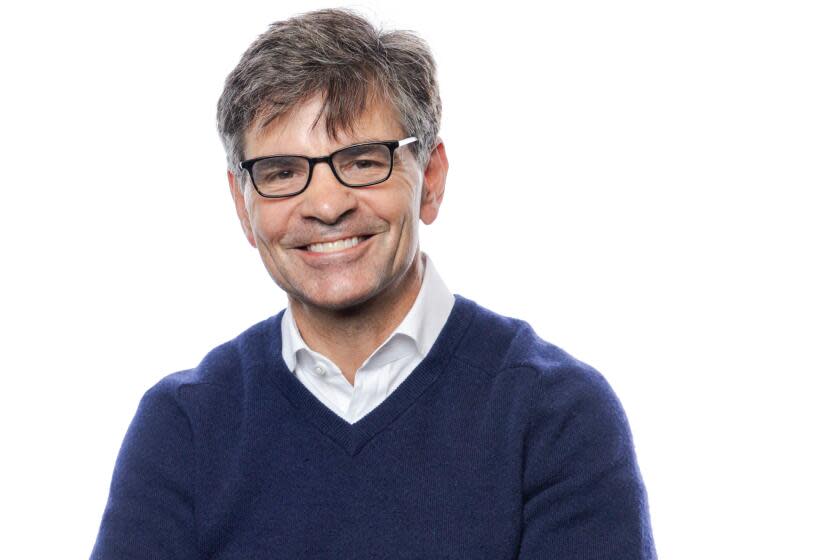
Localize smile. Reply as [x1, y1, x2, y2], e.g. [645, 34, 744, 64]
[305, 236, 370, 253]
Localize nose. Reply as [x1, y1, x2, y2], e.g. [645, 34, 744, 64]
[299, 160, 358, 225]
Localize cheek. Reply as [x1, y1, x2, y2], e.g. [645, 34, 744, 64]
[390, 187, 422, 249]
[389, 178, 423, 220]
[249, 201, 292, 242]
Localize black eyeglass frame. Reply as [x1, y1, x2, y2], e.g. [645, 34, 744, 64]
[238, 136, 418, 199]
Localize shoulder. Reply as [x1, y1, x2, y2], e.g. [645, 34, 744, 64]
[453, 296, 612, 398]
[456, 296, 657, 557]
[451, 296, 630, 450]
[142, 311, 283, 409]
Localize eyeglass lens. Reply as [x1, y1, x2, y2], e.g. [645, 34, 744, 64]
[251, 143, 392, 196]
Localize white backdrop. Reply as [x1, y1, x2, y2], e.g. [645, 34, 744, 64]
[1, 1, 838, 558]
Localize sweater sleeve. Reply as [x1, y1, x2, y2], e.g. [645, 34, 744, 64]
[517, 364, 656, 559]
[90, 378, 200, 559]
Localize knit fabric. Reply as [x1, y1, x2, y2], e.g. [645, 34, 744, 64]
[91, 295, 656, 559]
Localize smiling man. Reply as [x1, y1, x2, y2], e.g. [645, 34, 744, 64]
[91, 9, 656, 559]
[229, 92, 444, 388]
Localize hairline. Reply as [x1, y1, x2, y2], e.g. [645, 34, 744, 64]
[218, 9, 441, 185]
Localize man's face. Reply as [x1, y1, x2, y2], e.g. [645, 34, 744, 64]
[229, 95, 446, 313]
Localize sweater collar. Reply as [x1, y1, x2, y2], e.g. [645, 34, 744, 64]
[264, 294, 477, 456]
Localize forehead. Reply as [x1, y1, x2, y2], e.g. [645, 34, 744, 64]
[244, 95, 405, 158]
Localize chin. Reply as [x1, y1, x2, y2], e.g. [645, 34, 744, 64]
[292, 282, 385, 313]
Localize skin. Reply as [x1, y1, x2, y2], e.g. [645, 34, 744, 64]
[228, 95, 448, 385]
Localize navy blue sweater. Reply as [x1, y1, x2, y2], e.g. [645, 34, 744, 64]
[91, 295, 656, 559]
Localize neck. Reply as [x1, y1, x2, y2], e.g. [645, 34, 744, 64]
[289, 252, 425, 385]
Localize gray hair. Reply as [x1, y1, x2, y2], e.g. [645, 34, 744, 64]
[217, 9, 442, 178]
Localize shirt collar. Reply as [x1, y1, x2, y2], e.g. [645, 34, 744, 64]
[280, 253, 454, 374]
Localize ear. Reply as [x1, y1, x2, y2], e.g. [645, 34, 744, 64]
[228, 170, 257, 248]
[419, 139, 448, 225]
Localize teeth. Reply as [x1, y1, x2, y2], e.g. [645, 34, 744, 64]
[306, 236, 363, 253]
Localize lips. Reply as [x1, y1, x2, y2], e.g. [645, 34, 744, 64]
[297, 234, 374, 253]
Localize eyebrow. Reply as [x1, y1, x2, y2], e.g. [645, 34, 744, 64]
[254, 139, 393, 159]
[337, 143, 382, 155]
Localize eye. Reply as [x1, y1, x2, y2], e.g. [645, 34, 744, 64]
[349, 158, 385, 170]
[253, 157, 309, 185]
[266, 168, 298, 181]
[335, 144, 390, 167]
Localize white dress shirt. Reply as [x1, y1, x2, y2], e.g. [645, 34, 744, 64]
[280, 253, 455, 424]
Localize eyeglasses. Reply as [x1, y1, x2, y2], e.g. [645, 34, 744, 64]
[239, 137, 418, 198]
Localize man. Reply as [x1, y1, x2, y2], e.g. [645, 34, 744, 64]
[91, 9, 656, 559]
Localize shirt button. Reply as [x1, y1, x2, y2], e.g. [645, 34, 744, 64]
[314, 364, 326, 376]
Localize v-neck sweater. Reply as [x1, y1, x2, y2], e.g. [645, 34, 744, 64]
[91, 295, 656, 559]
[281, 253, 455, 424]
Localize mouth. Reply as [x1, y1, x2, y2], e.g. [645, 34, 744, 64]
[300, 235, 373, 254]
